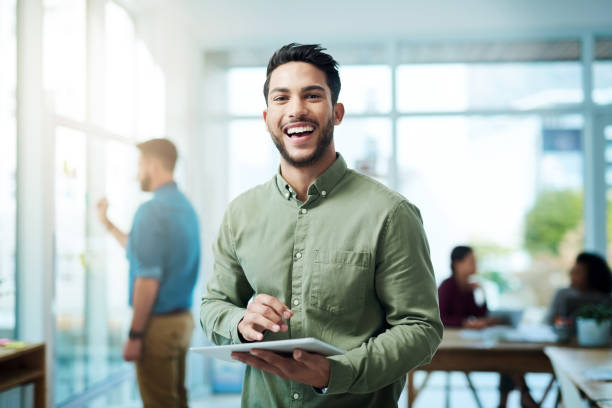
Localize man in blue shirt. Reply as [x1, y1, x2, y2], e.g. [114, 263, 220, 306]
[97, 138, 200, 408]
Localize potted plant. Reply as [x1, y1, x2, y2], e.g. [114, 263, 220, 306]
[576, 304, 612, 347]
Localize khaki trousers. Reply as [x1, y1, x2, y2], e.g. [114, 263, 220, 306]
[135, 312, 194, 408]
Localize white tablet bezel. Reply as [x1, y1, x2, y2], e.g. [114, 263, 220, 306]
[190, 337, 345, 363]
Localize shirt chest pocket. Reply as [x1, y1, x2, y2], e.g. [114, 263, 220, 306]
[310, 249, 371, 314]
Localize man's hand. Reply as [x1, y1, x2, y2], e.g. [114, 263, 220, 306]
[96, 198, 110, 227]
[122, 338, 142, 361]
[231, 348, 330, 389]
[238, 294, 293, 341]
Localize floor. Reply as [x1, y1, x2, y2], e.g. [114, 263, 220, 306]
[189, 372, 560, 408]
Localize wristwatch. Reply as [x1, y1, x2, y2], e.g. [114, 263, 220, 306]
[315, 386, 328, 394]
[128, 330, 144, 340]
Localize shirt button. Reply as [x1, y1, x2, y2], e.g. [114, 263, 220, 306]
[321, 190, 327, 197]
[293, 393, 300, 400]
[300, 208, 307, 214]
[293, 299, 300, 306]
[285, 192, 290, 199]
[295, 252, 302, 259]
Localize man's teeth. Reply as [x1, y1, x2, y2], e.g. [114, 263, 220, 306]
[287, 126, 314, 135]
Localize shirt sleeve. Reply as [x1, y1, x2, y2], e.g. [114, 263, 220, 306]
[200, 206, 254, 345]
[325, 200, 443, 395]
[131, 203, 166, 280]
[545, 288, 564, 325]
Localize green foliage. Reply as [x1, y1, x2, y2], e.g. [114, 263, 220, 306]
[524, 190, 583, 255]
[479, 270, 511, 293]
[577, 303, 612, 324]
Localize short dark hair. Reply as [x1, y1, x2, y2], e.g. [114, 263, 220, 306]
[450, 245, 473, 274]
[576, 252, 612, 294]
[136, 138, 178, 171]
[263, 43, 341, 105]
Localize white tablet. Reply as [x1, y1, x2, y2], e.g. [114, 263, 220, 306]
[190, 337, 345, 363]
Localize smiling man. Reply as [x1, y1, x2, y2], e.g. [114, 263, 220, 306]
[201, 43, 442, 407]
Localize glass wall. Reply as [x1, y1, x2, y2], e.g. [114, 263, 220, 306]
[398, 115, 583, 309]
[594, 37, 612, 105]
[44, 0, 166, 404]
[0, 0, 16, 338]
[221, 43, 589, 322]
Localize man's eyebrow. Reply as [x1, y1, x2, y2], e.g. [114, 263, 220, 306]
[302, 85, 326, 93]
[269, 87, 289, 94]
[269, 85, 327, 94]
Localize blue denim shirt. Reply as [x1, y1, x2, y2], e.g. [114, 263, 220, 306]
[127, 181, 200, 313]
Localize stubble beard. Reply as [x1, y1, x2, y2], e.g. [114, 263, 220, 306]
[268, 117, 334, 168]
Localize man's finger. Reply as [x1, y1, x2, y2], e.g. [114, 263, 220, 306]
[249, 302, 285, 325]
[255, 294, 293, 319]
[293, 348, 320, 368]
[241, 324, 264, 341]
[231, 352, 286, 378]
[249, 349, 295, 377]
[249, 313, 283, 333]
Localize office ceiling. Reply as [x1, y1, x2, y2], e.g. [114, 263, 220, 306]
[127, 0, 612, 50]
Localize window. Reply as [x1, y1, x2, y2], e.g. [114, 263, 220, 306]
[0, 0, 16, 337]
[397, 62, 582, 112]
[397, 115, 583, 309]
[594, 38, 612, 105]
[47, 1, 166, 404]
[43, 0, 86, 120]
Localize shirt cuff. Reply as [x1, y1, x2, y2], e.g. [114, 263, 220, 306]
[136, 265, 162, 279]
[228, 307, 247, 344]
[325, 354, 355, 395]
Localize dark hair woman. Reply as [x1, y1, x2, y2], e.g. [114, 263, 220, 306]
[438, 246, 538, 408]
[438, 246, 492, 329]
[547, 252, 612, 324]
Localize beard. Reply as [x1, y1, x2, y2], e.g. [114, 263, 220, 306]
[140, 175, 152, 192]
[268, 117, 334, 168]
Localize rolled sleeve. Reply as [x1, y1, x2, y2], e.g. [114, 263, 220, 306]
[131, 204, 165, 280]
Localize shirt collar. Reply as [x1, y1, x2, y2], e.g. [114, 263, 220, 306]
[154, 181, 177, 196]
[275, 153, 348, 201]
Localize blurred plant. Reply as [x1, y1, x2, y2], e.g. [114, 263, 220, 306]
[479, 270, 511, 293]
[577, 303, 612, 324]
[524, 189, 582, 255]
[524, 189, 612, 256]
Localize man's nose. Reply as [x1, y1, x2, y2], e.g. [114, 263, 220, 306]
[287, 97, 307, 118]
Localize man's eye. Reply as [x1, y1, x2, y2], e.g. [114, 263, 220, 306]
[306, 94, 321, 99]
[274, 96, 288, 102]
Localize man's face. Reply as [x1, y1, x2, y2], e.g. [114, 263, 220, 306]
[137, 155, 152, 192]
[263, 61, 344, 168]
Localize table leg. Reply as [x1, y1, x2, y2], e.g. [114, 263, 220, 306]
[464, 373, 484, 408]
[407, 371, 414, 408]
[33, 377, 45, 408]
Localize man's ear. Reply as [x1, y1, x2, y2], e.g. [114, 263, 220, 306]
[333, 102, 345, 125]
[263, 109, 267, 122]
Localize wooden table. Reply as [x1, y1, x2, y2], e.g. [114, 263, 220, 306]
[0, 343, 45, 408]
[545, 346, 612, 408]
[408, 329, 555, 408]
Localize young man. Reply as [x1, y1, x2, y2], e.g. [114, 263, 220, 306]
[97, 138, 200, 408]
[201, 44, 442, 407]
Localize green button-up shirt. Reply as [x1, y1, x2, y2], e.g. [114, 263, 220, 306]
[201, 154, 442, 408]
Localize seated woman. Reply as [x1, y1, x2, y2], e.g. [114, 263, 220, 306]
[438, 245, 495, 329]
[546, 252, 612, 325]
[438, 246, 537, 408]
